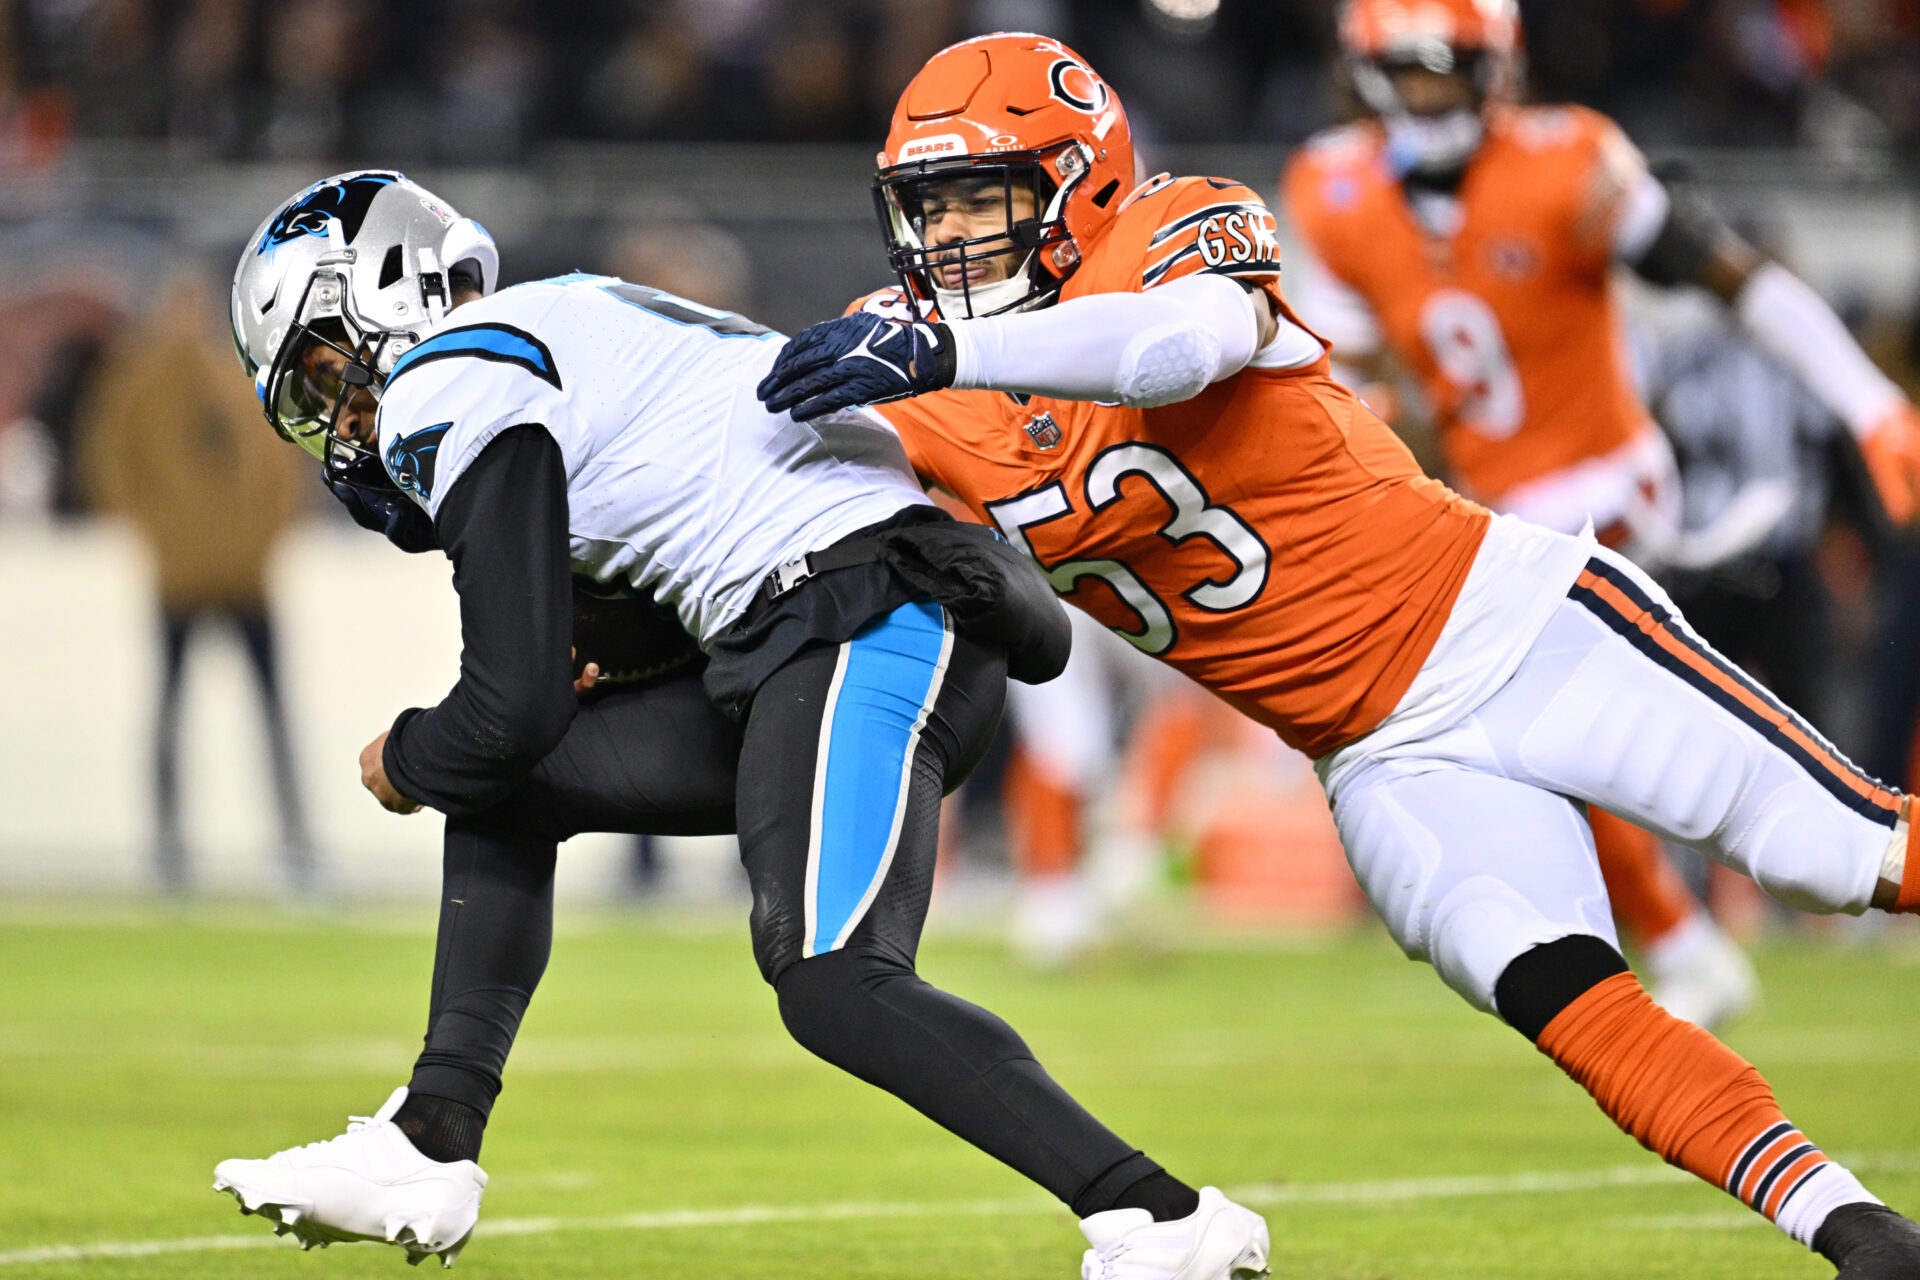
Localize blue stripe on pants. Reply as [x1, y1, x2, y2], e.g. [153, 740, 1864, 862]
[804, 601, 953, 958]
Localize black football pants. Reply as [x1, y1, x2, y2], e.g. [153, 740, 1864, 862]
[407, 606, 1161, 1215]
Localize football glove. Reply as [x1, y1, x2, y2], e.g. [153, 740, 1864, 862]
[1860, 401, 1920, 527]
[757, 314, 956, 422]
[323, 458, 439, 554]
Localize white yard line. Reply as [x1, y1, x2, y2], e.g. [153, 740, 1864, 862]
[1, 1158, 1910, 1266]
[1232, 1164, 1693, 1204]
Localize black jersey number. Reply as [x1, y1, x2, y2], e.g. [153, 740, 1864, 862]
[601, 283, 773, 338]
[983, 443, 1268, 656]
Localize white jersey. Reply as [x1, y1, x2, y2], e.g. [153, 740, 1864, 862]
[373, 275, 930, 644]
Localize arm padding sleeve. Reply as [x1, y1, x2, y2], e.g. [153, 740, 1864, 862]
[1735, 261, 1904, 436]
[946, 272, 1261, 408]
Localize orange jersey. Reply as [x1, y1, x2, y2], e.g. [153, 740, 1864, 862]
[856, 175, 1491, 758]
[1283, 106, 1651, 503]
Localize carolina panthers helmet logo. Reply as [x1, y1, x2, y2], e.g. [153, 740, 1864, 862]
[256, 172, 399, 255]
[385, 421, 452, 500]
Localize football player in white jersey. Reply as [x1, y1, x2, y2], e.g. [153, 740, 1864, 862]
[209, 173, 1271, 1277]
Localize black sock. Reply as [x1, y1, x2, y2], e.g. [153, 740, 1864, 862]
[392, 1091, 487, 1164]
[1112, 1169, 1202, 1222]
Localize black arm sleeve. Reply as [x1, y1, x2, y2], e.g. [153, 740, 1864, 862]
[383, 425, 576, 816]
[1626, 181, 1726, 288]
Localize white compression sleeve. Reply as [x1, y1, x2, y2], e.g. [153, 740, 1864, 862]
[1735, 260, 1904, 437]
[946, 272, 1261, 408]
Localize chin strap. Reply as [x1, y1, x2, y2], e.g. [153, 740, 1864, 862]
[417, 246, 449, 325]
[931, 256, 1049, 319]
[323, 456, 439, 554]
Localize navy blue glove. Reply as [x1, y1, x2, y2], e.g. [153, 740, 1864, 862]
[322, 457, 439, 554]
[756, 314, 956, 422]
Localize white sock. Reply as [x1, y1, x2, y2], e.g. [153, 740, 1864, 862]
[1778, 1164, 1883, 1248]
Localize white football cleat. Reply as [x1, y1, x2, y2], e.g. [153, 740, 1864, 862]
[213, 1087, 486, 1268]
[1011, 873, 1102, 970]
[1080, 1186, 1271, 1280]
[1646, 913, 1760, 1033]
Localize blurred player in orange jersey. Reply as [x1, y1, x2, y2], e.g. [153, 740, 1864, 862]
[760, 32, 1920, 1278]
[1281, 0, 1920, 1033]
[1000, 607, 1150, 966]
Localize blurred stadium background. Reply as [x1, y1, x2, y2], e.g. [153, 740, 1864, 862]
[4, 0, 1920, 906]
[4, 3, 1920, 1274]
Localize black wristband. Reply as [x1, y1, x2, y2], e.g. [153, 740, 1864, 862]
[928, 322, 958, 388]
[1630, 187, 1724, 288]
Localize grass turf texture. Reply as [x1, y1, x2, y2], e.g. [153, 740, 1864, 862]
[1, 907, 1918, 1278]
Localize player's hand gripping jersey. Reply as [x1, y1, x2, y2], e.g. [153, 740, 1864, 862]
[855, 175, 1493, 758]
[374, 274, 928, 644]
[1284, 106, 1655, 505]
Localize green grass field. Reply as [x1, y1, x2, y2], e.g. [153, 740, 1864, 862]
[2, 904, 1918, 1279]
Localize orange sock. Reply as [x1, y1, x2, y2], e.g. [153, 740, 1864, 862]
[1118, 693, 1208, 837]
[1004, 747, 1082, 878]
[1589, 809, 1694, 945]
[1537, 972, 1873, 1244]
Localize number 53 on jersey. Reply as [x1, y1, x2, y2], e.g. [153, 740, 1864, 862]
[984, 442, 1268, 656]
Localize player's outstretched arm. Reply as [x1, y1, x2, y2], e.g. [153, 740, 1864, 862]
[1626, 178, 1920, 525]
[759, 273, 1273, 421]
[757, 311, 957, 420]
[1726, 257, 1920, 526]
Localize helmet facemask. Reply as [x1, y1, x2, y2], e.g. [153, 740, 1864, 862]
[1350, 39, 1496, 181]
[260, 266, 408, 486]
[874, 143, 1088, 320]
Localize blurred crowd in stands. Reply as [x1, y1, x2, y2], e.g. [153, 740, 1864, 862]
[1, 0, 1918, 166]
[3, 0, 1920, 911]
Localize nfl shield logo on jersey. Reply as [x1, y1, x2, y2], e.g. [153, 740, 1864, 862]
[1024, 412, 1063, 450]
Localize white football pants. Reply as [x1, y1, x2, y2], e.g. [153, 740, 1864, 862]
[1327, 545, 1899, 1014]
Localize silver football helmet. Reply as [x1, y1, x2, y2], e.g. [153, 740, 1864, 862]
[231, 170, 499, 470]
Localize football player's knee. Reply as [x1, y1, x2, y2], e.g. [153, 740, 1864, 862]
[1493, 934, 1630, 1043]
[1736, 793, 1873, 914]
[1427, 876, 1605, 1013]
[773, 950, 866, 1059]
[747, 887, 805, 986]
[772, 948, 926, 1064]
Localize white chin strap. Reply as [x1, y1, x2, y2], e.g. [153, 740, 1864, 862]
[932, 260, 1042, 319]
[1384, 108, 1484, 178]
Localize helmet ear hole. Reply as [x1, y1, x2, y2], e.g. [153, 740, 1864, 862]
[1090, 179, 1120, 209]
[378, 244, 405, 290]
[447, 261, 484, 297]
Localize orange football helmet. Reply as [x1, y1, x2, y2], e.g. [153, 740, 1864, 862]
[1339, 0, 1522, 174]
[874, 32, 1134, 318]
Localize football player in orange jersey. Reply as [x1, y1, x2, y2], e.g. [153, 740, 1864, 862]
[1285, 0, 1920, 1039]
[758, 32, 1920, 1278]
[1283, 0, 1920, 1029]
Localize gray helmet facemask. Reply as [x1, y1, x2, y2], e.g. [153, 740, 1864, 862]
[1348, 38, 1492, 181]
[231, 170, 499, 473]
